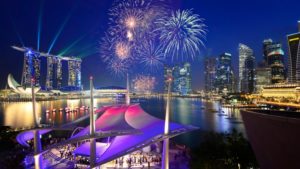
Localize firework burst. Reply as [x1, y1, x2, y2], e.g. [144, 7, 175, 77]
[139, 41, 164, 70]
[115, 41, 131, 60]
[108, 58, 130, 76]
[155, 9, 207, 60]
[101, 0, 170, 76]
[133, 75, 156, 93]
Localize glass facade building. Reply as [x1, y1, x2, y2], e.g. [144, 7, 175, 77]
[21, 51, 41, 87]
[164, 63, 192, 95]
[266, 43, 285, 84]
[287, 23, 300, 83]
[204, 57, 217, 93]
[215, 53, 234, 94]
[17, 46, 82, 90]
[68, 60, 82, 87]
[256, 66, 271, 92]
[239, 44, 255, 93]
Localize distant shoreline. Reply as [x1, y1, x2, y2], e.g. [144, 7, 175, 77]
[0, 94, 203, 103]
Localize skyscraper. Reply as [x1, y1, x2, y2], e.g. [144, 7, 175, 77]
[239, 44, 255, 93]
[46, 57, 54, 89]
[164, 63, 192, 95]
[263, 39, 273, 65]
[287, 22, 300, 83]
[204, 57, 217, 92]
[256, 62, 271, 92]
[14, 46, 81, 89]
[21, 50, 41, 86]
[215, 53, 234, 94]
[266, 42, 285, 84]
[56, 59, 63, 89]
[68, 60, 82, 87]
[46, 58, 63, 89]
[244, 55, 256, 93]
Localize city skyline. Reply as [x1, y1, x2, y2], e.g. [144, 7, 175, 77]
[0, 0, 300, 91]
[1, 1, 300, 168]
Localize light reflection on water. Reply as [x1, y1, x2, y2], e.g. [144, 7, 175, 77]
[0, 98, 115, 128]
[0, 97, 245, 147]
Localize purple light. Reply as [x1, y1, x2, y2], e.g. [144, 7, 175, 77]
[16, 104, 196, 167]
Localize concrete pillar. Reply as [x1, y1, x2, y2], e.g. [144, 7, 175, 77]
[162, 138, 169, 169]
[31, 78, 38, 127]
[32, 78, 43, 169]
[34, 130, 42, 169]
[90, 138, 96, 168]
[34, 154, 43, 169]
[89, 76, 95, 135]
[89, 76, 97, 168]
[162, 78, 172, 169]
[126, 73, 130, 105]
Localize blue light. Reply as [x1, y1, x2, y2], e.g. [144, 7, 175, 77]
[37, 0, 44, 51]
[47, 2, 79, 54]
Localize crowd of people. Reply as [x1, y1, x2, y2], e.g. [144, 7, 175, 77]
[113, 151, 162, 168]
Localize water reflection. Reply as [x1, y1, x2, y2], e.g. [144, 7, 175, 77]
[0, 98, 115, 128]
[3, 102, 42, 128]
[0, 97, 245, 135]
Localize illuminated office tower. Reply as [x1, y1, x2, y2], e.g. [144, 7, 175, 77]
[266, 42, 285, 84]
[204, 57, 217, 92]
[21, 50, 41, 86]
[243, 55, 256, 93]
[215, 53, 234, 94]
[239, 44, 254, 92]
[68, 60, 82, 87]
[255, 61, 272, 93]
[287, 21, 300, 83]
[263, 39, 273, 64]
[164, 63, 192, 95]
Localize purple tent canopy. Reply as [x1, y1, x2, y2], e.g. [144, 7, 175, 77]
[16, 106, 111, 147]
[16, 104, 197, 167]
[71, 104, 195, 165]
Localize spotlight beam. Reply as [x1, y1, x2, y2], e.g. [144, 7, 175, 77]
[37, 0, 44, 51]
[47, 1, 79, 54]
[58, 33, 88, 56]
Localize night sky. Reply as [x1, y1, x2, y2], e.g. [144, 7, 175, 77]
[0, 0, 299, 90]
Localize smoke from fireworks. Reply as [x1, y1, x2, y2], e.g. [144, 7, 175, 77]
[133, 75, 156, 93]
[156, 9, 207, 60]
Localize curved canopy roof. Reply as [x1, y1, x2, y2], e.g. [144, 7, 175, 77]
[16, 104, 197, 166]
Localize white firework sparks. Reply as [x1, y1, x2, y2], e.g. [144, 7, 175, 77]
[139, 41, 164, 70]
[155, 9, 207, 60]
